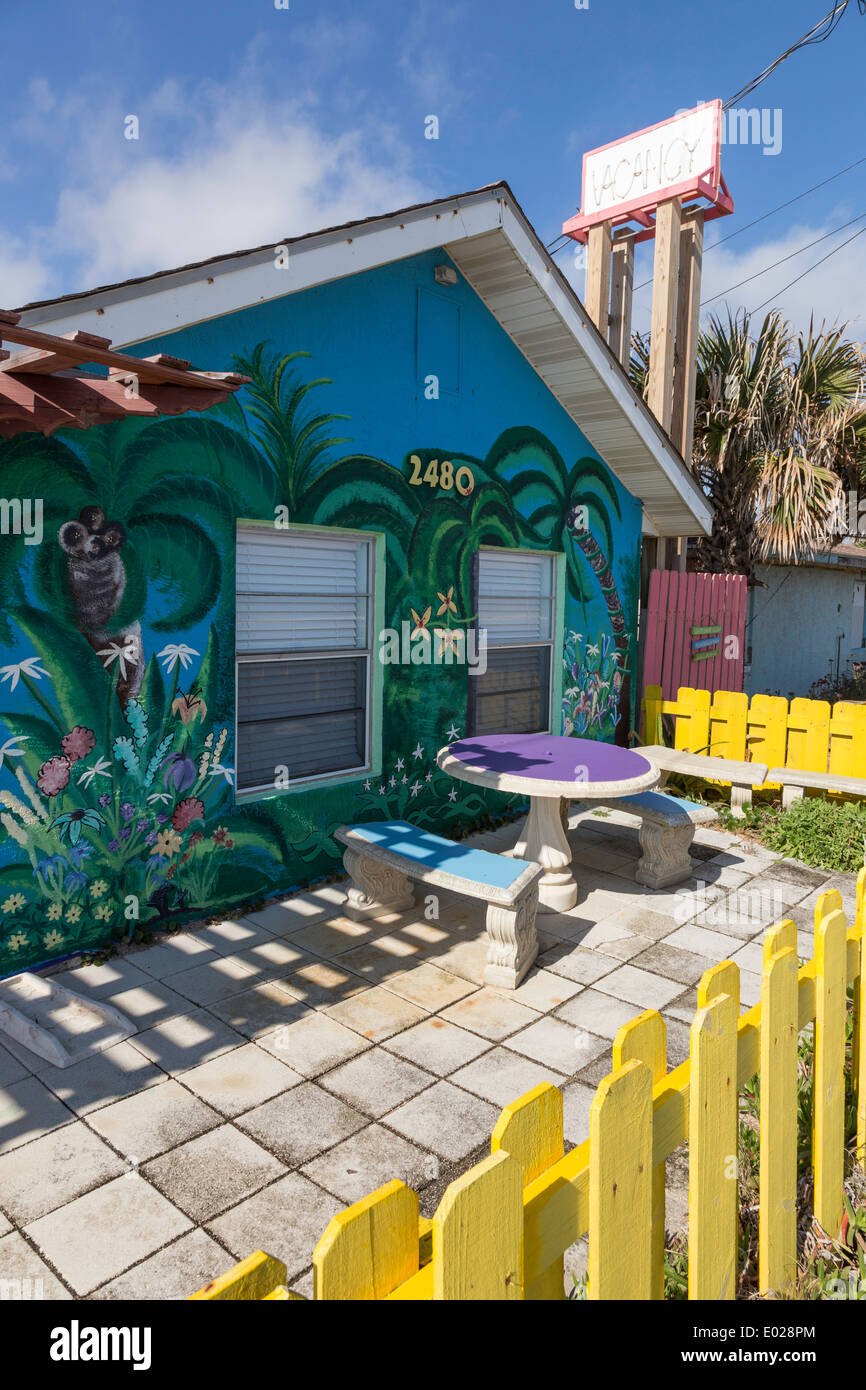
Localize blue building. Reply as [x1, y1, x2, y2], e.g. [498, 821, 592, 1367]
[0, 184, 711, 972]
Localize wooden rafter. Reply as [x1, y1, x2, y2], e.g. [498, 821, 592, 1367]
[0, 308, 247, 438]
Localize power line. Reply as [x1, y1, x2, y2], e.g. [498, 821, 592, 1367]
[750, 221, 866, 314]
[724, 1, 857, 109]
[547, 2, 865, 258]
[700, 211, 866, 307]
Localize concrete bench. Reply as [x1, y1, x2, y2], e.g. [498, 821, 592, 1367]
[566, 789, 718, 889]
[768, 766, 866, 810]
[334, 820, 543, 989]
[640, 745, 769, 818]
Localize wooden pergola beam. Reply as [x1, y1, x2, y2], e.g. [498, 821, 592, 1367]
[0, 312, 245, 391]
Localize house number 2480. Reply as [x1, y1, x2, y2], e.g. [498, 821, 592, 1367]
[408, 455, 474, 495]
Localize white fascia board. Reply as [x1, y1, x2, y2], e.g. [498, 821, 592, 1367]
[496, 201, 713, 538]
[16, 192, 506, 348]
[641, 509, 661, 537]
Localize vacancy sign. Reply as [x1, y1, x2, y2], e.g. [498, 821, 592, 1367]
[563, 100, 731, 244]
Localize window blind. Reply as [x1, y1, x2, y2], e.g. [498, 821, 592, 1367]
[236, 526, 372, 792]
[470, 549, 556, 736]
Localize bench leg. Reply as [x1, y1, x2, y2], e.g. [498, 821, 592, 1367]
[342, 848, 415, 921]
[781, 785, 804, 811]
[729, 785, 753, 819]
[634, 821, 695, 889]
[484, 890, 539, 989]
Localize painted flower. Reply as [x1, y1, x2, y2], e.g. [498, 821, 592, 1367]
[157, 813, 168, 825]
[65, 869, 88, 892]
[90, 880, 108, 900]
[0, 655, 50, 692]
[162, 752, 196, 794]
[171, 797, 205, 832]
[136, 818, 148, 832]
[98, 793, 112, 808]
[65, 904, 83, 924]
[410, 606, 432, 639]
[118, 826, 131, 841]
[172, 689, 207, 726]
[37, 756, 71, 797]
[211, 826, 235, 849]
[149, 855, 169, 871]
[145, 830, 158, 846]
[209, 763, 235, 786]
[146, 792, 172, 805]
[0, 733, 29, 773]
[2, 893, 26, 914]
[77, 755, 112, 788]
[97, 639, 138, 680]
[436, 628, 464, 659]
[152, 829, 183, 858]
[60, 726, 96, 764]
[189, 831, 204, 847]
[436, 586, 458, 617]
[49, 807, 105, 846]
[68, 842, 94, 866]
[47, 903, 63, 921]
[157, 643, 199, 673]
[120, 802, 136, 822]
[107, 838, 120, 852]
[43, 929, 65, 950]
[94, 903, 114, 922]
[8, 931, 29, 952]
[35, 855, 64, 878]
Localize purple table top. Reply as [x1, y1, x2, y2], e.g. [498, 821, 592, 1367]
[443, 733, 653, 787]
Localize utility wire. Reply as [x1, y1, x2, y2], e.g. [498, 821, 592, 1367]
[700, 211, 866, 307]
[546, 2, 865, 257]
[750, 221, 866, 314]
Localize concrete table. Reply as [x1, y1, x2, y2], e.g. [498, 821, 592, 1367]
[437, 733, 658, 913]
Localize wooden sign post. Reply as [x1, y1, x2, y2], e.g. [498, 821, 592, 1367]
[563, 101, 733, 543]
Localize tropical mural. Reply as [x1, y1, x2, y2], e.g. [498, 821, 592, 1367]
[0, 321, 641, 973]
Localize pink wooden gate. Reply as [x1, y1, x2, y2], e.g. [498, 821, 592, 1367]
[642, 569, 747, 700]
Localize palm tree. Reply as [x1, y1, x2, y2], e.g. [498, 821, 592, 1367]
[631, 311, 866, 581]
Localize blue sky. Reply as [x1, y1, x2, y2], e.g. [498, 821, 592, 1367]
[2, 0, 865, 334]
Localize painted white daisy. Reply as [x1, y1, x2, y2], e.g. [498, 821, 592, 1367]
[0, 657, 49, 691]
[77, 755, 112, 787]
[157, 643, 199, 673]
[0, 734, 28, 772]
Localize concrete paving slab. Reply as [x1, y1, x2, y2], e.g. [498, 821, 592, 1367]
[319, 1047, 433, 1118]
[87, 1078, 220, 1161]
[384, 1080, 499, 1162]
[255, 1011, 371, 1078]
[301, 1124, 438, 1203]
[143, 1124, 286, 1222]
[235, 1082, 366, 1166]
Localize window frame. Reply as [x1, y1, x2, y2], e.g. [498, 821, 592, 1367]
[234, 519, 385, 802]
[468, 545, 565, 739]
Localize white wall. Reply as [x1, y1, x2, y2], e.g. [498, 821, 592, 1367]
[745, 562, 866, 698]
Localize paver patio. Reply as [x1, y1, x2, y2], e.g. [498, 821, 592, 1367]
[0, 804, 855, 1299]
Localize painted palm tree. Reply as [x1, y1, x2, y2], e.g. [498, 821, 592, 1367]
[0, 409, 277, 649]
[631, 311, 866, 581]
[483, 427, 636, 733]
[231, 344, 353, 513]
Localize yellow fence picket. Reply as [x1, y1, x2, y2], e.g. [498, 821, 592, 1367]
[642, 683, 664, 744]
[758, 945, 799, 1294]
[612, 1011, 666, 1299]
[189, 1251, 291, 1301]
[698, 958, 740, 1015]
[688, 990, 739, 1300]
[492, 1082, 564, 1300]
[432, 1150, 522, 1300]
[313, 1180, 419, 1300]
[813, 907, 848, 1236]
[829, 702, 866, 782]
[787, 696, 831, 776]
[588, 1060, 653, 1300]
[747, 694, 789, 790]
[710, 689, 748, 761]
[675, 686, 711, 754]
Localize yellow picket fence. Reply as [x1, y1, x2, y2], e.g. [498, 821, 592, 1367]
[642, 684, 866, 793]
[191, 872, 866, 1302]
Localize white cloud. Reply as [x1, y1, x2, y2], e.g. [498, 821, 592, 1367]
[0, 67, 429, 306]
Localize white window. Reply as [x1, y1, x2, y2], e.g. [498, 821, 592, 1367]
[470, 548, 556, 736]
[235, 524, 374, 793]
